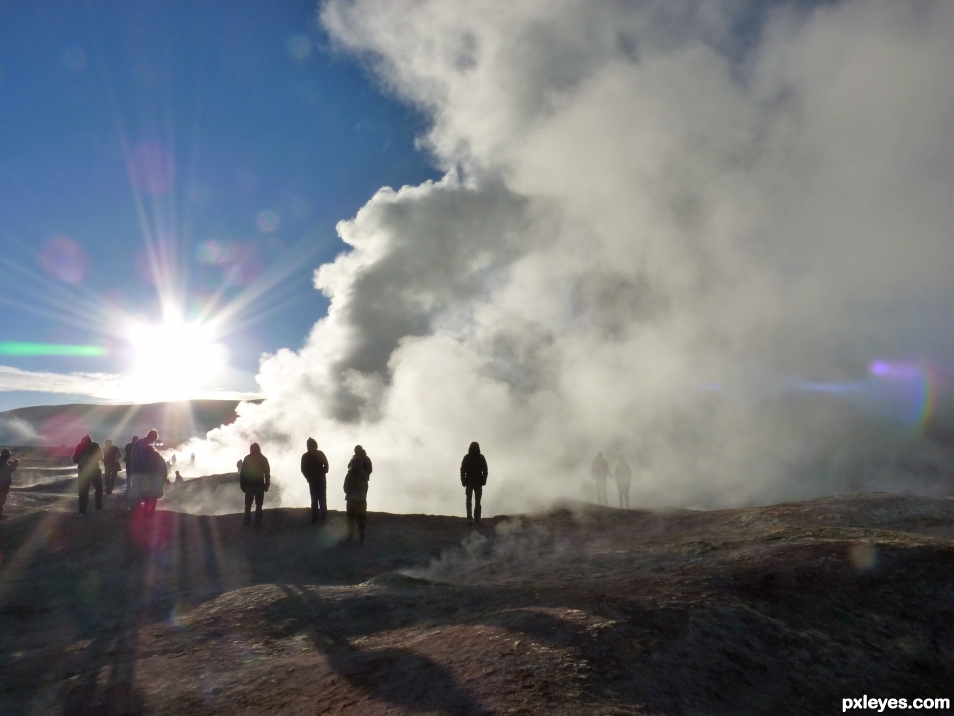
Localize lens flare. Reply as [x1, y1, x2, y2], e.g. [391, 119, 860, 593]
[40, 235, 88, 283]
[0, 343, 106, 356]
[129, 141, 175, 195]
[256, 209, 280, 233]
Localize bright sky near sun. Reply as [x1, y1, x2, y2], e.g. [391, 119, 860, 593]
[0, 0, 438, 411]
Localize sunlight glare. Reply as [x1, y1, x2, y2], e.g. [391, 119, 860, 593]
[127, 318, 227, 401]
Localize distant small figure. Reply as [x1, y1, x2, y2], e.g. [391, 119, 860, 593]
[613, 457, 632, 509]
[190, 452, 195, 465]
[171, 454, 176, 466]
[301, 438, 329, 524]
[72, 435, 104, 515]
[239, 443, 270, 528]
[343, 445, 371, 544]
[236, 459, 242, 474]
[0, 448, 20, 519]
[591, 452, 610, 506]
[132, 430, 167, 518]
[460, 441, 488, 524]
[123, 436, 139, 497]
[174, 470, 183, 485]
[102, 439, 122, 495]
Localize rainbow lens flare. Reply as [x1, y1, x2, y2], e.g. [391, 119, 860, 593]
[0, 343, 106, 356]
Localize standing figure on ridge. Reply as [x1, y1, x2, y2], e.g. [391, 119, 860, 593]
[73, 435, 104, 516]
[123, 435, 138, 498]
[0, 448, 19, 519]
[132, 430, 167, 518]
[102, 439, 122, 495]
[460, 441, 488, 524]
[343, 445, 371, 544]
[240, 443, 270, 529]
[301, 437, 329, 524]
[591, 451, 610, 506]
[613, 456, 632, 509]
[190, 452, 195, 465]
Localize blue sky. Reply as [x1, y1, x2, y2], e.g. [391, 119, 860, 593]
[0, 0, 438, 411]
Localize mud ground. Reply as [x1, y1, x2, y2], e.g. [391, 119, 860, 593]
[0, 477, 952, 715]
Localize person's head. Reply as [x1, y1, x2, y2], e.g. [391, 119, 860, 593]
[469, 441, 480, 454]
[306, 437, 317, 451]
[132, 435, 139, 443]
[104, 439, 112, 447]
[0, 449, 10, 460]
[250, 442, 261, 455]
[354, 445, 364, 455]
[146, 429, 158, 443]
[596, 451, 603, 458]
[175, 470, 181, 477]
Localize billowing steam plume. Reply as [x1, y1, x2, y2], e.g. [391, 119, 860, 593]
[178, 0, 954, 515]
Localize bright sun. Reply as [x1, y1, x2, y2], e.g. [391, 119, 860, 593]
[127, 318, 228, 402]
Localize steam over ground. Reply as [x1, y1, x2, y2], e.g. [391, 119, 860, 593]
[178, 0, 954, 515]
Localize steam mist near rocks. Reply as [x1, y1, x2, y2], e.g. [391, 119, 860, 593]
[177, 0, 954, 516]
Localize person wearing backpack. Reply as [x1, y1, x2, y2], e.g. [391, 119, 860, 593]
[300, 438, 329, 524]
[72, 435, 104, 516]
[239, 442, 270, 528]
[343, 445, 371, 544]
[102, 439, 122, 495]
[460, 441, 488, 524]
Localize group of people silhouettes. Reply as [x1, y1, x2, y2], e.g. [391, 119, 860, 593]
[590, 451, 633, 508]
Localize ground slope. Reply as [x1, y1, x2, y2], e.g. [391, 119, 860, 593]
[0, 484, 952, 715]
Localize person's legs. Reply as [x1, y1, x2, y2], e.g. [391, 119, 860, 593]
[318, 480, 327, 521]
[465, 485, 474, 520]
[346, 505, 355, 542]
[0, 486, 9, 517]
[473, 486, 482, 523]
[622, 483, 630, 509]
[253, 489, 264, 527]
[243, 491, 253, 526]
[357, 512, 366, 544]
[92, 473, 103, 511]
[78, 474, 91, 514]
[596, 479, 607, 506]
[308, 481, 318, 522]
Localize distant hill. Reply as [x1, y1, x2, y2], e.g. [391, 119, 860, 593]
[0, 400, 258, 447]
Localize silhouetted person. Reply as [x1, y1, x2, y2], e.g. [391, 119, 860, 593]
[132, 430, 166, 518]
[174, 470, 183, 485]
[591, 452, 609, 506]
[343, 445, 371, 544]
[190, 452, 195, 465]
[102, 439, 122, 495]
[613, 457, 632, 509]
[170, 454, 176, 466]
[236, 459, 242, 474]
[73, 435, 104, 515]
[301, 437, 329, 523]
[123, 436, 138, 497]
[460, 441, 488, 524]
[240, 443, 270, 528]
[0, 448, 19, 519]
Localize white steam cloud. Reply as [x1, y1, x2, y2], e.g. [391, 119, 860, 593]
[181, 0, 954, 515]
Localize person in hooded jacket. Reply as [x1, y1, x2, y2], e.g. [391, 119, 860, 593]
[73, 435, 104, 515]
[590, 452, 610, 506]
[300, 438, 329, 523]
[460, 442, 488, 523]
[343, 445, 371, 543]
[0, 448, 19, 519]
[240, 443, 270, 528]
[102, 439, 122, 495]
[132, 430, 167, 518]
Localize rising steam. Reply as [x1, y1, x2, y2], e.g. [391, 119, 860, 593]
[177, 0, 954, 515]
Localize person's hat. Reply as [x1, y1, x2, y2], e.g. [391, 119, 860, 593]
[0, 448, 10, 458]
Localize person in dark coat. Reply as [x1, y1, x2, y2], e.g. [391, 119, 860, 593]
[300, 437, 329, 523]
[102, 439, 122, 495]
[240, 442, 270, 528]
[0, 448, 19, 519]
[460, 441, 488, 524]
[132, 430, 167, 518]
[613, 456, 632, 509]
[73, 435, 104, 515]
[590, 451, 610, 506]
[343, 445, 370, 544]
[123, 436, 138, 497]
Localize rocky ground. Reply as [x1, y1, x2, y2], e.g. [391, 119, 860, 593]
[0, 476, 952, 715]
